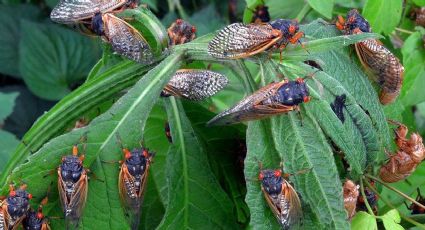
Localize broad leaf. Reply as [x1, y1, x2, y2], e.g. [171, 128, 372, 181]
[0, 92, 19, 121]
[351, 211, 377, 230]
[0, 130, 19, 172]
[307, 0, 334, 19]
[380, 209, 404, 230]
[19, 20, 101, 100]
[363, 0, 403, 34]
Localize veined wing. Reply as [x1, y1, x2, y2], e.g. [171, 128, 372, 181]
[163, 69, 229, 101]
[50, 0, 126, 23]
[207, 81, 295, 126]
[103, 13, 154, 64]
[280, 181, 302, 229]
[208, 23, 282, 59]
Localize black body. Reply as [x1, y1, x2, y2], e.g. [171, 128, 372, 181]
[125, 149, 149, 193]
[60, 155, 84, 192]
[274, 80, 309, 106]
[330, 94, 347, 123]
[252, 5, 270, 23]
[91, 13, 104, 36]
[346, 9, 371, 33]
[260, 170, 283, 195]
[304, 60, 323, 71]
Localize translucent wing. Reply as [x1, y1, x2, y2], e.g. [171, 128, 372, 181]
[281, 181, 302, 229]
[103, 13, 153, 63]
[355, 39, 404, 104]
[50, 0, 126, 23]
[162, 69, 229, 101]
[208, 23, 282, 59]
[207, 81, 295, 126]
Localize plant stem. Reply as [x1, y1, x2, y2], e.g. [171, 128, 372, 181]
[296, 4, 311, 23]
[360, 178, 375, 216]
[395, 28, 414, 34]
[365, 174, 425, 211]
[364, 179, 425, 229]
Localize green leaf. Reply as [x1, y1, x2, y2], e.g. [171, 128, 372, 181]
[3, 51, 184, 229]
[400, 31, 425, 106]
[157, 97, 239, 229]
[363, 0, 403, 34]
[0, 5, 40, 78]
[412, 0, 425, 6]
[0, 130, 19, 172]
[0, 92, 19, 121]
[380, 209, 404, 230]
[351, 211, 378, 230]
[307, 0, 334, 19]
[19, 20, 101, 100]
[189, 5, 226, 36]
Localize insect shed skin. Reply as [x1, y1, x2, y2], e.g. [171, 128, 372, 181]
[0, 184, 32, 230]
[343, 180, 359, 220]
[167, 19, 197, 46]
[258, 169, 302, 230]
[207, 78, 310, 126]
[336, 9, 404, 105]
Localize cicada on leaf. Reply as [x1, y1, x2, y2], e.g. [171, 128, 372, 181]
[207, 78, 310, 126]
[118, 143, 154, 230]
[343, 180, 359, 220]
[50, 0, 138, 24]
[91, 13, 154, 63]
[23, 196, 50, 230]
[0, 184, 32, 230]
[336, 9, 404, 105]
[57, 140, 88, 228]
[167, 19, 196, 46]
[208, 19, 304, 59]
[161, 69, 229, 101]
[258, 169, 302, 230]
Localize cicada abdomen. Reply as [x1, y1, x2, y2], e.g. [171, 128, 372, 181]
[343, 180, 359, 219]
[336, 9, 404, 105]
[0, 184, 32, 230]
[23, 196, 51, 230]
[118, 146, 154, 230]
[167, 19, 196, 46]
[258, 169, 302, 229]
[208, 19, 303, 59]
[207, 78, 310, 126]
[57, 142, 88, 228]
[50, 0, 138, 24]
[161, 69, 229, 101]
[91, 13, 153, 63]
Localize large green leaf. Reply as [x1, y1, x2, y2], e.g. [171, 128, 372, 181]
[2, 51, 184, 229]
[362, 0, 403, 34]
[307, 0, 334, 19]
[0, 5, 40, 77]
[19, 20, 101, 100]
[0, 92, 19, 121]
[0, 130, 19, 172]
[157, 97, 239, 229]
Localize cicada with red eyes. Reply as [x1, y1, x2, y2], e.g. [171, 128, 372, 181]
[23, 196, 50, 230]
[50, 0, 138, 24]
[0, 184, 32, 230]
[90, 12, 153, 63]
[118, 143, 154, 230]
[208, 19, 304, 59]
[343, 180, 359, 219]
[167, 19, 196, 46]
[258, 169, 302, 229]
[336, 9, 404, 105]
[161, 69, 229, 101]
[207, 78, 310, 126]
[57, 140, 88, 227]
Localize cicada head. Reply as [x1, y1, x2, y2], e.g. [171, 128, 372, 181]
[270, 19, 299, 40]
[345, 9, 371, 34]
[6, 184, 32, 225]
[23, 209, 47, 230]
[259, 169, 283, 195]
[91, 13, 104, 36]
[167, 19, 196, 45]
[60, 155, 84, 185]
[276, 78, 310, 106]
[124, 148, 153, 179]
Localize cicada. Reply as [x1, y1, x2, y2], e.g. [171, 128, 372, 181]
[167, 19, 196, 46]
[23, 197, 50, 230]
[258, 169, 302, 229]
[58, 141, 88, 227]
[389, 119, 425, 163]
[161, 69, 229, 101]
[208, 19, 304, 59]
[343, 180, 359, 219]
[118, 143, 154, 230]
[0, 184, 32, 230]
[330, 94, 347, 123]
[207, 78, 310, 126]
[50, 0, 138, 24]
[90, 13, 153, 63]
[336, 9, 404, 105]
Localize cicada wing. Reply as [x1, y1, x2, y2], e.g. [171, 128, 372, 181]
[65, 171, 88, 223]
[102, 14, 153, 64]
[207, 81, 294, 126]
[163, 69, 229, 101]
[282, 181, 302, 229]
[50, 0, 126, 23]
[208, 23, 282, 59]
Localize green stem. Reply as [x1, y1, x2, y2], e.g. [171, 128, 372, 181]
[395, 28, 414, 34]
[360, 178, 375, 216]
[295, 4, 311, 23]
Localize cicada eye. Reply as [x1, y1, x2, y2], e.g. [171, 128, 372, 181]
[176, 19, 183, 25]
[28, 193, 33, 199]
[142, 150, 149, 158]
[289, 25, 296, 34]
[191, 26, 196, 33]
[274, 170, 282, 177]
[296, 78, 304, 83]
[9, 190, 16, 197]
[303, 96, 311, 103]
[125, 152, 132, 159]
[37, 212, 43, 219]
[258, 172, 264, 181]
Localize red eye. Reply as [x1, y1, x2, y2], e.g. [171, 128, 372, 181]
[37, 212, 43, 219]
[176, 19, 183, 25]
[191, 26, 196, 33]
[258, 172, 264, 180]
[289, 25, 296, 34]
[296, 78, 304, 83]
[9, 191, 16, 197]
[274, 170, 282, 177]
[303, 96, 311, 103]
[28, 193, 33, 199]
[143, 150, 149, 158]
